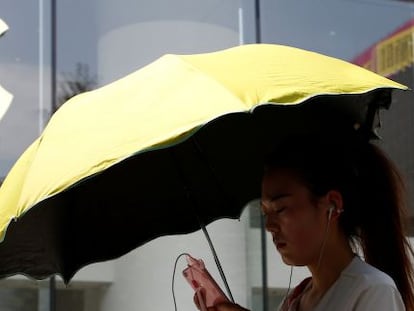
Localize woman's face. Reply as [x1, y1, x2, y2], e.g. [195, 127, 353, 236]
[261, 169, 330, 266]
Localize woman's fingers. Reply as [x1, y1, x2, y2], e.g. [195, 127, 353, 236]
[194, 288, 207, 311]
[193, 289, 249, 311]
[212, 302, 250, 311]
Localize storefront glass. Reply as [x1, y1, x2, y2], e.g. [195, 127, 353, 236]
[1, 1, 413, 310]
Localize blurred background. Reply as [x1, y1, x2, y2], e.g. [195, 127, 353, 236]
[0, 0, 413, 310]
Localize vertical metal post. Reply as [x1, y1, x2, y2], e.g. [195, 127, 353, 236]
[254, 0, 261, 44]
[254, 2, 268, 309]
[260, 212, 268, 311]
[50, 0, 57, 309]
[50, 276, 56, 311]
[51, 0, 57, 113]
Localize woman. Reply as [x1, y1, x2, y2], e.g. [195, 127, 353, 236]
[196, 132, 414, 311]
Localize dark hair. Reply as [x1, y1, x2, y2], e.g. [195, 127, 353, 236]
[264, 133, 414, 310]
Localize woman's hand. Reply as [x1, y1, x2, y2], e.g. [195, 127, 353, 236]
[206, 302, 250, 311]
[193, 289, 250, 311]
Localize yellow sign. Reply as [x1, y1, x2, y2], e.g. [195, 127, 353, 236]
[376, 27, 414, 77]
[353, 20, 414, 77]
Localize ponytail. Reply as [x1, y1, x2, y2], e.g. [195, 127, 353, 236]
[351, 143, 414, 311]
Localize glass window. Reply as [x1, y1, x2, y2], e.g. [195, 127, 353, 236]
[0, 0, 51, 178]
[0, 288, 38, 311]
[2, 1, 413, 311]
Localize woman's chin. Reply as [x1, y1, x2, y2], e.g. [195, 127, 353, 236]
[280, 255, 308, 267]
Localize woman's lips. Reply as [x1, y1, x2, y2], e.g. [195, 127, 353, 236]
[273, 238, 287, 250]
[276, 242, 287, 249]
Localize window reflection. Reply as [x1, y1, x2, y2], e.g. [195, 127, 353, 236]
[0, 1, 51, 178]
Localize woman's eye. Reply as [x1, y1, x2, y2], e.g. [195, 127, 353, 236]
[275, 206, 287, 214]
[260, 201, 289, 216]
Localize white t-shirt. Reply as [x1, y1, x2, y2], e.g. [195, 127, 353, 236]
[279, 256, 405, 311]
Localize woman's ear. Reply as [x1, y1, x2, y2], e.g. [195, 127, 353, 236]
[325, 190, 344, 219]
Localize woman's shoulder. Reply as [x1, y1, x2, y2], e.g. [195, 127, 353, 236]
[314, 256, 405, 311]
[341, 256, 397, 288]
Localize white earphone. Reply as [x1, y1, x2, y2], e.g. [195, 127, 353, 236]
[328, 204, 335, 220]
[328, 204, 343, 220]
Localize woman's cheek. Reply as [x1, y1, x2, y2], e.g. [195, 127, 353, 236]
[289, 220, 319, 247]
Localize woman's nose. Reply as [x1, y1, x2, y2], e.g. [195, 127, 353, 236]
[264, 214, 280, 233]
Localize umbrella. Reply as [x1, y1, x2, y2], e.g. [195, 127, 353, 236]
[0, 43, 407, 283]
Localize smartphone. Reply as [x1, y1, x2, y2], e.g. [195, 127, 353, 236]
[182, 254, 230, 308]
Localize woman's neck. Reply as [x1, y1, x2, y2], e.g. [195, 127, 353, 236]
[305, 236, 354, 306]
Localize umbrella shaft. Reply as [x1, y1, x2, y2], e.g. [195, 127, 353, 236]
[200, 223, 235, 303]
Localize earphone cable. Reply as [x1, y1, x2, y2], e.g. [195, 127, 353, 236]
[172, 252, 191, 311]
[317, 213, 333, 272]
[281, 265, 294, 307]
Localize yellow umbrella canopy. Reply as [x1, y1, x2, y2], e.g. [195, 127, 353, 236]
[0, 43, 407, 282]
